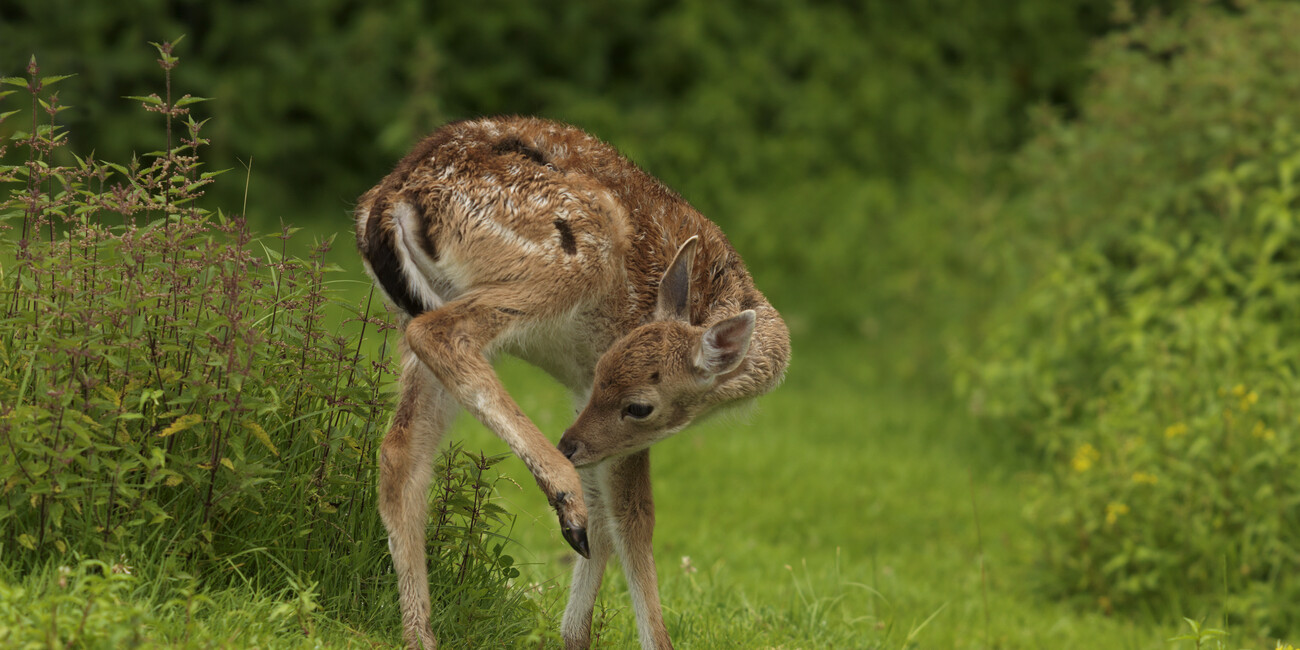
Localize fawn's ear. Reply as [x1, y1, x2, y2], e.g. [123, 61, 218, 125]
[696, 310, 756, 377]
[655, 236, 698, 322]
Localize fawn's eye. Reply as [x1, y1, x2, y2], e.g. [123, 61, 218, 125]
[623, 403, 654, 419]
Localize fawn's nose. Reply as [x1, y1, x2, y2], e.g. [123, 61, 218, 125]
[557, 433, 582, 461]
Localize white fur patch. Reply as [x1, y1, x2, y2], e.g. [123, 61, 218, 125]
[391, 200, 446, 311]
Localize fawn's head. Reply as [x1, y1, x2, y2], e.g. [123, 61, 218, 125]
[558, 237, 756, 467]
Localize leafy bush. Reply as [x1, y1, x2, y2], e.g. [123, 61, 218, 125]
[0, 43, 538, 644]
[962, 2, 1300, 634]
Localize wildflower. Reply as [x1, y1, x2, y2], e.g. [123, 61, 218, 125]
[1164, 422, 1188, 439]
[1240, 390, 1258, 412]
[1131, 471, 1158, 485]
[680, 556, 697, 574]
[1071, 443, 1100, 473]
[1105, 502, 1129, 526]
[1251, 421, 1276, 441]
[1231, 384, 1246, 397]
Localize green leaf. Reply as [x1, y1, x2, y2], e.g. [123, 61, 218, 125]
[158, 414, 203, 439]
[39, 74, 75, 87]
[174, 95, 211, 108]
[243, 421, 279, 457]
[124, 94, 164, 106]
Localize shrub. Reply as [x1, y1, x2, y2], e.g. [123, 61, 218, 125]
[961, 2, 1300, 634]
[0, 43, 537, 644]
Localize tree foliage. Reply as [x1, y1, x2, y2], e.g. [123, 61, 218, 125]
[1, 0, 1188, 335]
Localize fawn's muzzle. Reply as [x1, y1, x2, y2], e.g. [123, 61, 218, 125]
[558, 433, 582, 461]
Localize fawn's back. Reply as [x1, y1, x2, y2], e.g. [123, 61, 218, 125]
[353, 116, 768, 389]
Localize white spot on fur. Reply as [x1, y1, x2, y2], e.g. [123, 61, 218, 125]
[474, 210, 546, 256]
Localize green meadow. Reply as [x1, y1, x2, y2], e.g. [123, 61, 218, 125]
[453, 348, 1175, 649]
[3, 1, 1298, 648]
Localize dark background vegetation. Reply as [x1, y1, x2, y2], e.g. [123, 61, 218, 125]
[4, 0, 1299, 646]
[1, 0, 1186, 341]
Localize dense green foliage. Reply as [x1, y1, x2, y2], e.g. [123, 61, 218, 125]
[1, 0, 1129, 187]
[0, 49, 540, 646]
[964, 2, 1300, 634]
[0, 0, 1192, 337]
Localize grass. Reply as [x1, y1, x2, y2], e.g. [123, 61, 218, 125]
[6, 316, 1230, 649]
[440, 336, 1245, 649]
[2, 210, 1271, 648]
[0, 559, 382, 648]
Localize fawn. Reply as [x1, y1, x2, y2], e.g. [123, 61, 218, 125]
[355, 116, 789, 649]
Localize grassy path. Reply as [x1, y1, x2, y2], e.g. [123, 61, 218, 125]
[0, 334, 1214, 648]
[455, 342, 1178, 649]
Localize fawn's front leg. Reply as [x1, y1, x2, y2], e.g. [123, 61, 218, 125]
[561, 466, 615, 649]
[378, 346, 457, 650]
[403, 291, 590, 555]
[608, 449, 673, 650]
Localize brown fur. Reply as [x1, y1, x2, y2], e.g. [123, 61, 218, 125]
[356, 116, 789, 649]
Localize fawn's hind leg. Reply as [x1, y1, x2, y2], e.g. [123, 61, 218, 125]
[378, 343, 458, 650]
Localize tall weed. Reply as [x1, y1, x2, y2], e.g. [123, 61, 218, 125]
[0, 42, 536, 644]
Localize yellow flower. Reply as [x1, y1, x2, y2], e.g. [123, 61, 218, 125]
[1231, 384, 1247, 397]
[1164, 422, 1188, 439]
[1251, 421, 1276, 441]
[1071, 443, 1100, 473]
[1131, 471, 1158, 485]
[1240, 391, 1258, 411]
[1106, 502, 1130, 525]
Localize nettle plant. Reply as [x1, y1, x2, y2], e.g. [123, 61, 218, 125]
[0, 43, 532, 640]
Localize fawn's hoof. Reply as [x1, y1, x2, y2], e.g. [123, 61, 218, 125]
[552, 491, 590, 558]
[561, 518, 590, 558]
